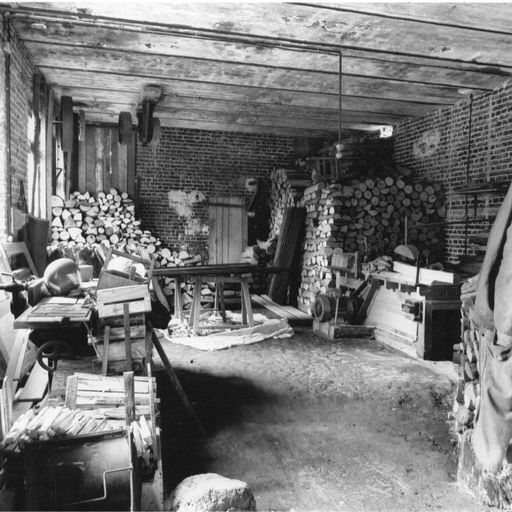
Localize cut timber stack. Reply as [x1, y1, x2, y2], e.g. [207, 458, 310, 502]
[296, 176, 446, 314]
[270, 168, 311, 237]
[268, 207, 306, 305]
[453, 275, 480, 439]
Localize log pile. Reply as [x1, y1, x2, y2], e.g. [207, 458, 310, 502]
[453, 275, 480, 439]
[270, 168, 311, 237]
[296, 175, 446, 313]
[50, 189, 208, 311]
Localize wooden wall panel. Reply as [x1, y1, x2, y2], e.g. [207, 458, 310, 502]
[77, 126, 135, 196]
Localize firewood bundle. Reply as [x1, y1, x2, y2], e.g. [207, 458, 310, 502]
[453, 275, 480, 439]
[270, 168, 310, 237]
[0, 406, 115, 450]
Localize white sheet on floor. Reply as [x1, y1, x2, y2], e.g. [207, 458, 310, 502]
[156, 318, 293, 351]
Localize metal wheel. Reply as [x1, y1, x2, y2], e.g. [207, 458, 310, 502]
[314, 295, 332, 322]
[36, 341, 73, 373]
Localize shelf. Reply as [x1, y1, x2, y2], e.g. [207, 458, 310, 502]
[448, 180, 510, 195]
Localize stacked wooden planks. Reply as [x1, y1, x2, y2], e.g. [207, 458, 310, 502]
[268, 207, 306, 304]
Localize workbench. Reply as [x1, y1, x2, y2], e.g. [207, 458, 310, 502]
[153, 263, 259, 334]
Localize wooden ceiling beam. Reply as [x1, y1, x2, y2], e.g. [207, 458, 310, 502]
[12, 19, 512, 90]
[33, 48, 478, 106]
[83, 111, 381, 136]
[55, 84, 432, 118]
[9, 2, 512, 67]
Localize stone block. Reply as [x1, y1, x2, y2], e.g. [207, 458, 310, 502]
[165, 473, 256, 512]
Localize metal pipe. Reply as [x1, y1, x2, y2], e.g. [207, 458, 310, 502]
[2, 14, 12, 235]
[338, 52, 343, 144]
[464, 93, 474, 257]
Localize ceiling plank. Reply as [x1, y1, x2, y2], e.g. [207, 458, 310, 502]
[11, 3, 512, 66]
[83, 111, 381, 136]
[55, 84, 433, 118]
[319, 3, 512, 34]
[32, 44, 479, 105]
[65, 99, 405, 127]
[12, 19, 512, 90]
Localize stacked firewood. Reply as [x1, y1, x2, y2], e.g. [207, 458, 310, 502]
[50, 189, 202, 271]
[270, 168, 311, 237]
[296, 175, 446, 313]
[452, 275, 480, 439]
[297, 182, 332, 313]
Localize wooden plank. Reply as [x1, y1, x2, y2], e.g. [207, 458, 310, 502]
[4, 330, 31, 396]
[95, 126, 104, 194]
[123, 303, 132, 371]
[102, 325, 110, 375]
[78, 118, 87, 193]
[17, 362, 48, 402]
[97, 284, 149, 305]
[124, 371, 135, 425]
[97, 296, 152, 319]
[102, 128, 111, 192]
[85, 126, 96, 194]
[110, 127, 120, 191]
[208, 200, 218, 265]
[126, 131, 136, 197]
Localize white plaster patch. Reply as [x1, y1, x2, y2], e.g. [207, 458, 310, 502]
[167, 190, 205, 217]
[412, 129, 440, 159]
[168, 190, 207, 236]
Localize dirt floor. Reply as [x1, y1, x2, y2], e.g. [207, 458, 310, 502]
[158, 325, 488, 512]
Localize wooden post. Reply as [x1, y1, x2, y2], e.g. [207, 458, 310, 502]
[102, 325, 110, 376]
[124, 371, 135, 426]
[123, 303, 132, 371]
[149, 324, 206, 436]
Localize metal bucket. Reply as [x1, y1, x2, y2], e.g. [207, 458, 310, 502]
[24, 429, 139, 511]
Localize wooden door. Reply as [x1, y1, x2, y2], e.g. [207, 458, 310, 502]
[208, 196, 247, 264]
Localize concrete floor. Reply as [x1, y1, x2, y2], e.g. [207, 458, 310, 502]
[158, 326, 488, 512]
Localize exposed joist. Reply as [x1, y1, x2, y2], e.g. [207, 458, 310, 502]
[11, 2, 512, 67]
[83, 111, 382, 136]
[12, 19, 512, 90]
[33, 48, 477, 106]
[55, 84, 434, 118]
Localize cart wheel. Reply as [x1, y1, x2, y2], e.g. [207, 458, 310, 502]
[314, 295, 332, 322]
[151, 117, 161, 146]
[118, 111, 133, 144]
[61, 96, 74, 152]
[36, 341, 73, 373]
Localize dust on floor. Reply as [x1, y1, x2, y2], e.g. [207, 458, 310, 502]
[157, 326, 489, 512]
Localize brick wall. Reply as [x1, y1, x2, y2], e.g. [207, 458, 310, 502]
[136, 127, 296, 258]
[0, 20, 36, 239]
[394, 81, 512, 264]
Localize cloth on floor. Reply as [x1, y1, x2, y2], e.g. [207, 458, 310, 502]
[472, 182, 512, 471]
[157, 318, 293, 351]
